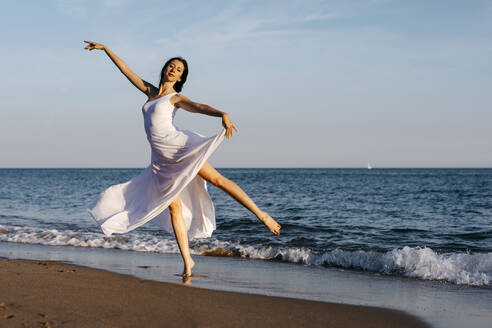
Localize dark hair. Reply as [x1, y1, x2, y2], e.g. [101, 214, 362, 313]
[159, 57, 188, 93]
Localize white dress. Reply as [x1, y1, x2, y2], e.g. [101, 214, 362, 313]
[88, 92, 225, 239]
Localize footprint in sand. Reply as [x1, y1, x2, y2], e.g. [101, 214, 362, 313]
[0, 302, 13, 319]
[1, 302, 17, 320]
[38, 262, 54, 269]
[39, 313, 54, 328]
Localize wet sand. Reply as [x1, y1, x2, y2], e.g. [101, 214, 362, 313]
[0, 258, 430, 328]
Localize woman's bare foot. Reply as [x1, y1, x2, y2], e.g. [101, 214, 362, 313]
[258, 211, 281, 236]
[182, 275, 194, 285]
[183, 258, 195, 277]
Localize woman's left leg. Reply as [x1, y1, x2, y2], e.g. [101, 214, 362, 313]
[169, 195, 195, 277]
[198, 161, 281, 235]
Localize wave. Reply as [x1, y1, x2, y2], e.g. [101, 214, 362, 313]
[0, 224, 490, 286]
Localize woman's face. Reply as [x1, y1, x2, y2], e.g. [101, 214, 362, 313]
[164, 59, 184, 83]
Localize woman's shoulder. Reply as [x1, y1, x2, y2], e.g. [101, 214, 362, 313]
[147, 85, 162, 98]
[170, 93, 186, 106]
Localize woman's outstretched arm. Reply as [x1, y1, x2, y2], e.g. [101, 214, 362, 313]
[172, 95, 238, 139]
[83, 40, 157, 97]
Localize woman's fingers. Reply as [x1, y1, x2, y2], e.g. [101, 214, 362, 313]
[83, 42, 94, 50]
[222, 115, 237, 139]
[83, 40, 103, 51]
[225, 124, 238, 139]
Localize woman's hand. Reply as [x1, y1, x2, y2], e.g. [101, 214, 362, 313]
[222, 113, 238, 139]
[84, 40, 105, 51]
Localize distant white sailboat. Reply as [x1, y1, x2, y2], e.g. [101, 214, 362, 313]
[367, 163, 373, 170]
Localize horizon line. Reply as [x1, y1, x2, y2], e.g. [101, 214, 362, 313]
[0, 167, 491, 169]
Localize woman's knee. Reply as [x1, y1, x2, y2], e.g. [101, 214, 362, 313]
[169, 196, 182, 214]
[199, 162, 228, 188]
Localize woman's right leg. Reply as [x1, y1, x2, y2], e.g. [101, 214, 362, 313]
[169, 195, 194, 277]
[198, 161, 281, 235]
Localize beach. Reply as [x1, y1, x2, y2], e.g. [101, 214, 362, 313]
[0, 257, 429, 328]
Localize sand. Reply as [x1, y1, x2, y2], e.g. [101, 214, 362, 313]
[0, 258, 430, 328]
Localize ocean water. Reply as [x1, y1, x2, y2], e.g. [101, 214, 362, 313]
[0, 168, 491, 287]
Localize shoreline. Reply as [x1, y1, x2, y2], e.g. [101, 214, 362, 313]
[0, 257, 429, 327]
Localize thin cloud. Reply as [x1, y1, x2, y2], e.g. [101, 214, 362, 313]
[56, 0, 87, 16]
[155, 1, 379, 47]
[101, 0, 129, 9]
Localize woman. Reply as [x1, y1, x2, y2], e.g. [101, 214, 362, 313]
[84, 41, 281, 278]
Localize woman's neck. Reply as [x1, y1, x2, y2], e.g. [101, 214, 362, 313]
[159, 83, 176, 96]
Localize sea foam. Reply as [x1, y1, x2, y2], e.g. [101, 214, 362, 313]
[1, 224, 490, 286]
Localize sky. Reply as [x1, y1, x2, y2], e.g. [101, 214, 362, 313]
[0, 0, 491, 168]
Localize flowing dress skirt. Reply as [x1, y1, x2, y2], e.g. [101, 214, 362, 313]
[89, 128, 226, 239]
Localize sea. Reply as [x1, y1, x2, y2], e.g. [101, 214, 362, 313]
[1, 168, 491, 327]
